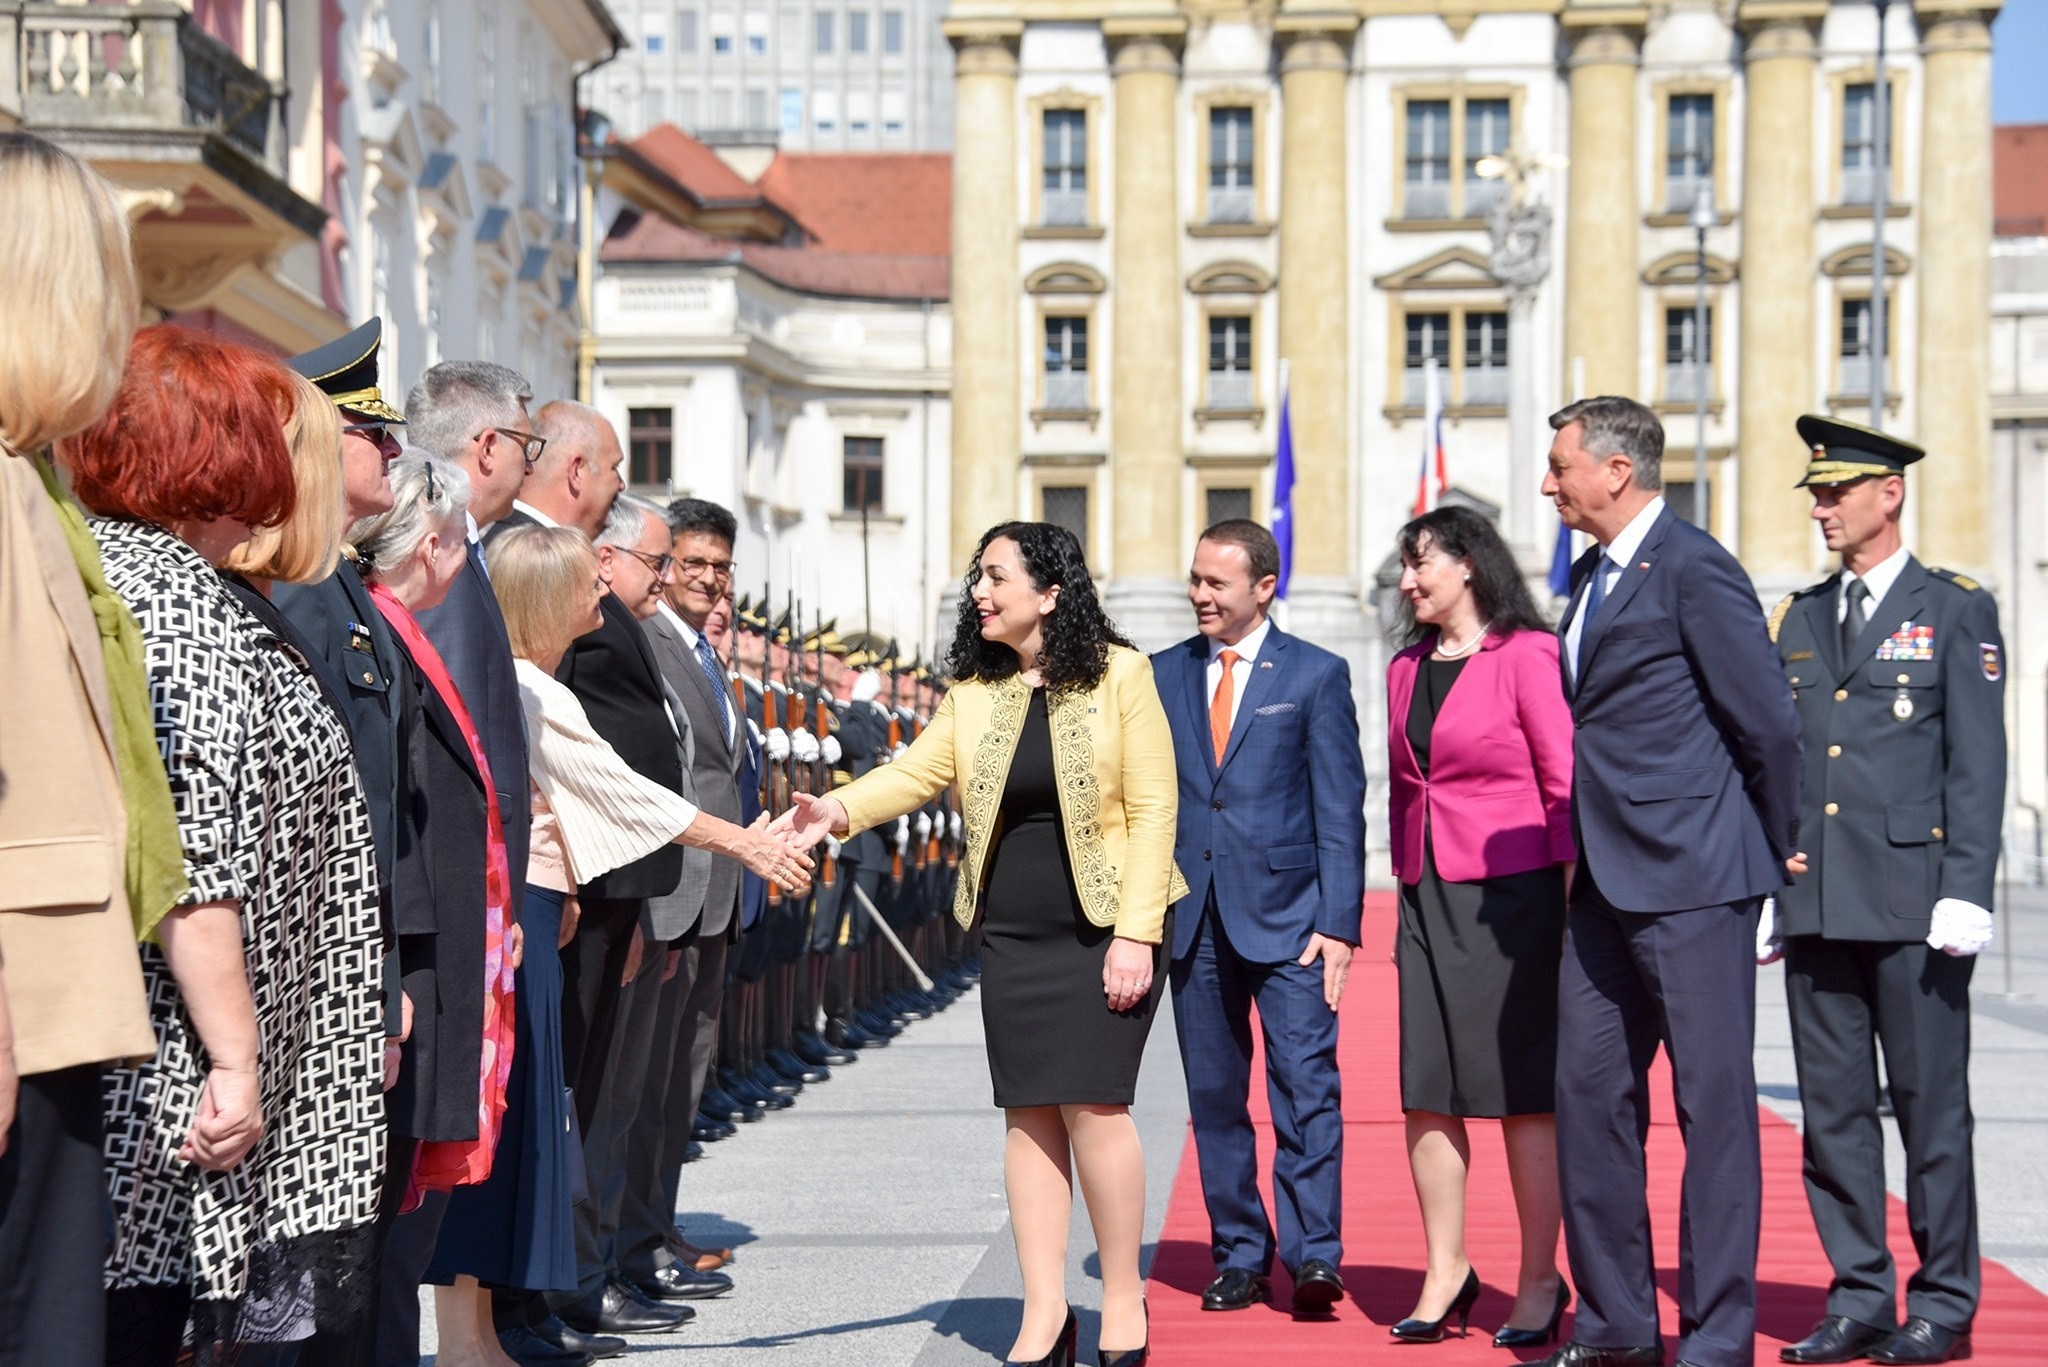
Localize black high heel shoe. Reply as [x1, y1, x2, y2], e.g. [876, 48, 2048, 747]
[1492, 1281, 1571, 1348]
[1006, 1306, 1078, 1367]
[1391, 1267, 1482, 1343]
[1098, 1298, 1149, 1367]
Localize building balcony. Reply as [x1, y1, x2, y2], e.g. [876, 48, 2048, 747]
[2, 3, 338, 349]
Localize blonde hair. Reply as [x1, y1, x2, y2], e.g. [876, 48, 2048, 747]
[222, 373, 346, 583]
[0, 133, 142, 453]
[489, 523, 599, 662]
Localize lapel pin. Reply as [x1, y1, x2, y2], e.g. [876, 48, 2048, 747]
[1637, 561, 1651, 571]
[1259, 660, 1274, 669]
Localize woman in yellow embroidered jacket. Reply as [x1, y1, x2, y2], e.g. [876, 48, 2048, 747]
[781, 521, 1182, 1367]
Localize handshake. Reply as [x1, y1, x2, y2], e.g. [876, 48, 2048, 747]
[768, 791, 852, 851]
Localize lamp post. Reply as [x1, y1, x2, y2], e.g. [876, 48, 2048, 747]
[1691, 180, 1715, 535]
[1869, 0, 1892, 425]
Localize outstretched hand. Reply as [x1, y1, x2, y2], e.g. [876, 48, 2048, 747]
[742, 812, 817, 889]
[772, 791, 849, 848]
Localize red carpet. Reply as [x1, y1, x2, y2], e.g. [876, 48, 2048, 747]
[1147, 893, 2048, 1363]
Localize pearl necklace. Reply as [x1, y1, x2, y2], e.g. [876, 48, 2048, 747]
[1433, 624, 1490, 660]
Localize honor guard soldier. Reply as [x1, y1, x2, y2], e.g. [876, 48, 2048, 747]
[1766, 416, 2006, 1367]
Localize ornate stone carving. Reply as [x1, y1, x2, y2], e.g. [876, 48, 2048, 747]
[1486, 198, 1552, 300]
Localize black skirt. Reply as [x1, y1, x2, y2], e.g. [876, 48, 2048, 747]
[978, 689, 1165, 1108]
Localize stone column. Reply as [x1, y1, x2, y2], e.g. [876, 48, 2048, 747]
[1276, 17, 1356, 584]
[1736, 6, 1824, 587]
[1914, 3, 1997, 573]
[1103, 20, 1187, 645]
[944, 22, 1022, 574]
[1561, 12, 1642, 402]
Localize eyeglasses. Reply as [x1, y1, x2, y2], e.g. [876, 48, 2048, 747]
[478, 426, 547, 471]
[675, 556, 736, 580]
[344, 421, 394, 447]
[622, 548, 677, 579]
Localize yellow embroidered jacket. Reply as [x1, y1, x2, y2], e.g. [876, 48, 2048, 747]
[834, 644, 1189, 943]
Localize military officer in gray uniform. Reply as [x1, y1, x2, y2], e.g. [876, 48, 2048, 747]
[1765, 415, 2006, 1367]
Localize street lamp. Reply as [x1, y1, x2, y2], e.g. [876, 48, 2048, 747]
[1691, 180, 1715, 536]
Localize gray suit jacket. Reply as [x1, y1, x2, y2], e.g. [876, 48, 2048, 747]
[640, 675, 711, 941]
[644, 608, 744, 939]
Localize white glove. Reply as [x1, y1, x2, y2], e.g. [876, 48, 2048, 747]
[1756, 897, 1784, 966]
[790, 729, 820, 763]
[948, 811, 963, 841]
[913, 812, 933, 842]
[820, 734, 842, 765]
[893, 816, 910, 853]
[851, 670, 884, 703]
[825, 835, 842, 859]
[764, 727, 791, 761]
[1926, 898, 1994, 956]
[890, 742, 908, 762]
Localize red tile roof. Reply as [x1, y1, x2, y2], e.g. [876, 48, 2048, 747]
[757, 153, 952, 255]
[1995, 124, 2048, 237]
[603, 210, 949, 301]
[627, 124, 766, 205]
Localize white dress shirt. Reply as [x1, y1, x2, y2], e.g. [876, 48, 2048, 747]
[1836, 543, 1911, 623]
[1206, 615, 1274, 734]
[1565, 495, 1667, 666]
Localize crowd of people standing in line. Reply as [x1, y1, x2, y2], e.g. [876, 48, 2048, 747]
[0, 123, 2008, 1367]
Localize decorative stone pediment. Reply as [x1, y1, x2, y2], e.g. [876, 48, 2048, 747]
[361, 104, 425, 200]
[1024, 262, 1107, 295]
[418, 152, 473, 248]
[1643, 251, 1738, 286]
[1187, 261, 1275, 295]
[1373, 246, 1500, 292]
[1821, 243, 1912, 278]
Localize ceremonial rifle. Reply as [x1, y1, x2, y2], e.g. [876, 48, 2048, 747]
[810, 604, 837, 890]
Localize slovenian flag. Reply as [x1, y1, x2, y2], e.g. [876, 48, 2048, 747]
[1272, 363, 1295, 602]
[1548, 517, 1574, 598]
[1413, 356, 1448, 517]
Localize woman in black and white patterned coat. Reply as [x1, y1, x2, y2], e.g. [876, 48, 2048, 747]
[62, 325, 384, 1365]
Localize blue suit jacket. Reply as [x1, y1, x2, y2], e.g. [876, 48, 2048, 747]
[1154, 627, 1367, 963]
[1559, 506, 1802, 912]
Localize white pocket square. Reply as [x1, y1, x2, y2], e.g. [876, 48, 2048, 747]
[1254, 701, 1296, 716]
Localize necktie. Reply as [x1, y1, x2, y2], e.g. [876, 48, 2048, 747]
[1577, 554, 1613, 671]
[1210, 649, 1239, 765]
[695, 633, 736, 745]
[1841, 578, 1870, 662]
[467, 538, 491, 583]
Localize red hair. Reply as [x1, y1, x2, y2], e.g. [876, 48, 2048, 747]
[62, 324, 297, 529]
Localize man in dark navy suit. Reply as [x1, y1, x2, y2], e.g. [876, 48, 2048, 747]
[1540, 397, 1803, 1367]
[1154, 519, 1366, 1317]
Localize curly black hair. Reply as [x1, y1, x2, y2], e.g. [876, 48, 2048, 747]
[1393, 504, 1550, 648]
[945, 521, 1133, 691]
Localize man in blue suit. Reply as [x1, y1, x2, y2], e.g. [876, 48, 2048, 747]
[1154, 519, 1366, 1316]
[1540, 397, 1803, 1367]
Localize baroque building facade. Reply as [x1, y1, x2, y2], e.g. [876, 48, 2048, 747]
[944, 0, 2004, 820]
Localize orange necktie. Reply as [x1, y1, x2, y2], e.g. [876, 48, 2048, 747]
[1211, 649, 1239, 764]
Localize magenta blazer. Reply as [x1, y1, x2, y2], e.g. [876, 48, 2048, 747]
[1385, 628, 1577, 885]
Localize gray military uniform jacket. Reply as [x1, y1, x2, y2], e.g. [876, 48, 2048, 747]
[1771, 555, 2006, 941]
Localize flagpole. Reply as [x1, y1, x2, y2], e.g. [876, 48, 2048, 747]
[1271, 358, 1294, 635]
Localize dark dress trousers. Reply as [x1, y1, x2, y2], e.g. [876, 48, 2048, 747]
[1771, 558, 2005, 1333]
[1152, 626, 1367, 1280]
[1554, 506, 1803, 1367]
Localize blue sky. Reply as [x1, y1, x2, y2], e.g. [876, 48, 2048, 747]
[1996, 0, 2047, 124]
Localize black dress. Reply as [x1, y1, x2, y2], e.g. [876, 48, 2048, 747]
[1396, 654, 1566, 1118]
[979, 688, 1166, 1108]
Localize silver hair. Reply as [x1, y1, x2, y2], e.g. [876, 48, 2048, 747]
[596, 491, 667, 549]
[349, 454, 472, 579]
[1547, 395, 1665, 492]
[403, 360, 534, 461]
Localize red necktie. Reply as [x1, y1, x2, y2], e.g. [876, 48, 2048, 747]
[1211, 649, 1239, 765]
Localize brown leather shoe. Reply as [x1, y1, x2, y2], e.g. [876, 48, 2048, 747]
[667, 1231, 734, 1271]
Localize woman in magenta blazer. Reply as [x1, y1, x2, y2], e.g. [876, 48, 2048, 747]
[1383, 506, 1576, 1348]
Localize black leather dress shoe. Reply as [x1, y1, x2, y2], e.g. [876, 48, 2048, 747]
[826, 1016, 885, 1049]
[499, 1315, 626, 1362]
[769, 1047, 830, 1083]
[557, 1281, 690, 1334]
[700, 1082, 757, 1121]
[1290, 1259, 1345, 1314]
[1867, 1318, 1969, 1364]
[633, 1263, 734, 1300]
[495, 1323, 591, 1366]
[1781, 1315, 1893, 1363]
[794, 1029, 855, 1066]
[682, 1140, 704, 1163]
[1200, 1267, 1272, 1312]
[1537, 1344, 1665, 1367]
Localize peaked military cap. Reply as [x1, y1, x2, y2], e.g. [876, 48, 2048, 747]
[288, 318, 407, 424]
[1794, 414, 1923, 488]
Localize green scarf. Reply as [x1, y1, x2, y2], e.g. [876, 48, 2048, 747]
[31, 453, 189, 939]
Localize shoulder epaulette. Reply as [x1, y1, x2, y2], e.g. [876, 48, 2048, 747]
[1927, 567, 1981, 592]
[1767, 593, 1794, 643]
